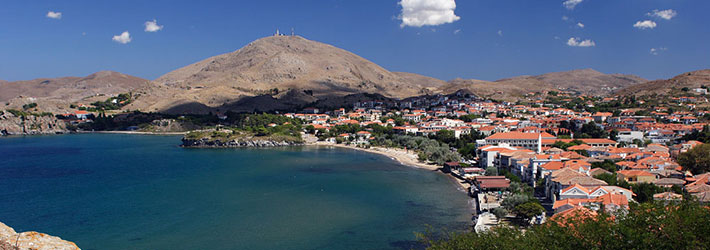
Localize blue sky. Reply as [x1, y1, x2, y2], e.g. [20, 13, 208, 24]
[0, 0, 707, 82]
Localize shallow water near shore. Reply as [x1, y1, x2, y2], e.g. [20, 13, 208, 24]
[0, 134, 472, 250]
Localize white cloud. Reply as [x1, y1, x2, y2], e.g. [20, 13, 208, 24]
[577, 22, 585, 28]
[46, 11, 62, 19]
[650, 47, 667, 55]
[112, 31, 132, 44]
[398, 0, 461, 28]
[648, 9, 677, 20]
[144, 19, 164, 32]
[453, 29, 460, 34]
[497, 30, 503, 36]
[567, 37, 595, 47]
[563, 0, 583, 10]
[562, 16, 569, 21]
[633, 20, 657, 29]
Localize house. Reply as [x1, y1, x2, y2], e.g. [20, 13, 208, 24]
[472, 176, 511, 192]
[616, 170, 656, 184]
[545, 168, 608, 201]
[477, 145, 518, 168]
[553, 192, 629, 213]
[482, 132, 556, 151]
[653, 192, 683, 201]
[616, 131, 644, 143]
[592, 112, 613, 123]
[443, 162, 461, 173]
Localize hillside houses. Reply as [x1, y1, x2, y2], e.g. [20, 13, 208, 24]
[287, 90, 710, 221]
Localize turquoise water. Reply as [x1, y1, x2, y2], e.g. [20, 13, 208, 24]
[0, 134, 472, 250]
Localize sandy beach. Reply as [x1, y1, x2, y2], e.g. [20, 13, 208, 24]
[311, 141, 472, 193]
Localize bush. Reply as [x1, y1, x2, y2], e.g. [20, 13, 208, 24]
[501, 193, 534, 210]
[492, 207, 508, 221]
[678, 143, 710, 174]
[513, 202, 545, 223]
[484, 167, 498, 176]
[421, 201, 710, 249]
[22, 102, 37, 110]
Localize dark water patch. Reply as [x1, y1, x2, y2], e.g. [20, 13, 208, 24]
[0, 166, 92, 179]
[0, 146, 81, 157]
[389, 239, 427, 250]
[298, 167, 336, 174]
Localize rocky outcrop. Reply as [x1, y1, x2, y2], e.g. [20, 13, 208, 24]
[0, 222, 79, 250]
[181, 137, 303, 148]
[148, 119, 200, 132]
[0, 113, 68, 135]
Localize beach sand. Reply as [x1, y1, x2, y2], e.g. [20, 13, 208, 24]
[311, 142, 472, 192]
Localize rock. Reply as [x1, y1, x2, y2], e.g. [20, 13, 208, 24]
[0, 113, 68, 135]
[0, 222, 80, 250]
[181, 137, 302, 148]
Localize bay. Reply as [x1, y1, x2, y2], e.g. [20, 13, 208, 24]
[0, 134, 471, 250]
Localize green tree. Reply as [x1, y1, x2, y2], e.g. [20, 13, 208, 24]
[420, 201, 710, 250]
[678, 143, 710, 174]
[501, 193, 534, 210]
[432, 129, 456, 145]
[491, 207, 507, 221]
[484, 167, 498, 176]
[592, 160, 618, 173]
[594, 173, 618, 186]
[458, 143, 476, 159]
[513, 202, 545, 224]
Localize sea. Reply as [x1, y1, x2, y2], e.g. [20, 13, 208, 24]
[0, 134, 472, 250]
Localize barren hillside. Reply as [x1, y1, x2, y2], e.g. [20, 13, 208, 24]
[128, 35, 446, 113]
[615, 69, 710, 96]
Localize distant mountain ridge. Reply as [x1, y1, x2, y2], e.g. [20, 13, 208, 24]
[439, 69, 646, 100]
[615, 69, 710, 96]
[3, 35, 705, 114]
[0, 71, 149, 112]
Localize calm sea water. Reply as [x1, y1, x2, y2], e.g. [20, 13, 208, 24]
[0, 134, 472, 250]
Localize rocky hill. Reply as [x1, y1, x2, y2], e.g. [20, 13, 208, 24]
[0, 71, 149, 113]
[0, 112, 68, 135]
[126, 35, 446, 113]
[439, 69, 646, 101]
[615, 69, 710, 96]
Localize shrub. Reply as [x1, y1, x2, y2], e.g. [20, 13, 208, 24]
[22, 102, 37, 110]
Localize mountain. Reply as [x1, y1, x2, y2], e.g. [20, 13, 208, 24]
[440, 69, 646, 100]
[127, 35, 446, 113]
[615, 69, 710, 96]
[0, 71, 149, 112]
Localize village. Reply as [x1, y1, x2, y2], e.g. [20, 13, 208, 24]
[282, 89, 710, 231]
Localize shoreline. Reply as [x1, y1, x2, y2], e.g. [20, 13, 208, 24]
[310, 142, 473, 194]
[86, 130, 187, 135]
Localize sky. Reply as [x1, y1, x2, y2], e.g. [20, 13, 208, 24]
[0, 0, 708, 82]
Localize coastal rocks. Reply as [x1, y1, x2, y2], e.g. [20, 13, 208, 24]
[148, 118, 200, 132]
[0, 113, 68, 135]
[0, 222, 80, 250]
[181, 137, 302, 148]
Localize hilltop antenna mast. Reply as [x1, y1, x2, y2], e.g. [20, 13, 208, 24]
[291, 28, 295, 36]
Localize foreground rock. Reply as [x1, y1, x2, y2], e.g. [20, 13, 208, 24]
[0, 222, 79, 250]
[0, 113, 68, 135]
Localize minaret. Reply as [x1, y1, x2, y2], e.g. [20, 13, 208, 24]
[537, 133, 543, 154]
